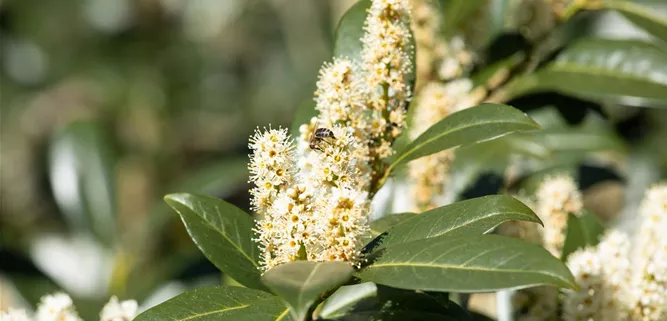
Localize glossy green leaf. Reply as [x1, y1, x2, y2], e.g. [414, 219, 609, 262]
[562, 211, 604, 260]
[390, 104, 540, 168]
[507, 39, 667, 102]
[369, 213, 416, 237]
[314, 282, 378, 319]
[290, 101, 317, 137]
[333, 0, 368, 61]
[261, 261, 354, 321]
[605, 1, 667, 44]
[48, 121, 116, 244]
[134, 285, 291, 321]
[377, 195, 542, 249]
[316, 284, 470, 321]
[512, 128, 626, 154]
[164, 193, 265, 291]
[358, 234, 577, 292]
[333, 0, 415, 84]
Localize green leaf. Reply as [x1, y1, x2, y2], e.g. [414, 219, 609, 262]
[261, 261, 354, 321]
[511, 127, 626, 155]
[316, 284, 470, 321]
[442, 0, 487, 35]
[48, 121, 116, 244]
[314, 282, 378, 319]
[376, 195, 542, 249]
[562, 211, 604, 260]
[357, 234, 577, 292]
[290, 100, 317, 137]
[164, 193, 265, 291]
[471, 52, 525, 88]
[604, 1, 667, 44]
[333, 0, 415, 84]
[390, 104, 540, 168]
[333, 0, 368, 61]
[507, 39, 667, 102]
[134, 285, 291, 321]
[369, 213, 417, 237]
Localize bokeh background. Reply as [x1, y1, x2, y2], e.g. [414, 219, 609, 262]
[1, 0, 666, 319]
[0, 0, 358, 317]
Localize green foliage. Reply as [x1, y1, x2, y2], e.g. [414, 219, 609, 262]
[333, 0, 416, 84]
[316, 283, 471, 321]
[604, 1, 667, 44]
[561, 211, 605, 260]
[261, 262, 354, 321]
[164, 193, 266, 291]
[134, 286, 291, 321]
[314, 282, 378, 319]
[369, 213, 416, 236]
[357, 234, 577, 292]
[508, 39, 667, 102]
[390, 104, 540, 167]
[374, 195, 542, 249]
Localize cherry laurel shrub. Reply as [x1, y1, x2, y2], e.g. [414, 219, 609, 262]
[132, 0, 666, 320]
[3, 0, 662, 320]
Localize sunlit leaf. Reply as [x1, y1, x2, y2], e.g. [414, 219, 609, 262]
[375, 195, 541, 249]
[389, 104, 540, 168]
[358, 234, 577, 292]
[316, 284, 470, 321]
[164, 193, 265, 291]
[261, 261, 354, 321]
[507, 39, 667, 102]
[134, 286, 291, 321]
[314, 282, 378, 319]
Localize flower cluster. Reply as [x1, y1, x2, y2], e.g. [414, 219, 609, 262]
[535, 175, 583, 258]
[507, 183, 667, 321]
[253, 127, 370, 269]
[406, 1, 486, 211]
[1, 293, 137, 321]
[407, 79, 485, 210]
[360, 0, 413, 160]
[254, 0, 414, 271]
[562, 247, 605, 321]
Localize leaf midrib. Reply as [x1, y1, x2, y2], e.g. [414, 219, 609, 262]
[173, 199, 259, 268]
[394, 117, 538, 166]
[179, 304, 249, 320]
[296, 264, 323, 311]
[391, 209, 538, 244]
[547, 64, 667, 86]
[364, 262, 567, 283]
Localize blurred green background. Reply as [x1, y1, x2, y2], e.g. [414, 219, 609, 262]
[0, 0, 358, 316]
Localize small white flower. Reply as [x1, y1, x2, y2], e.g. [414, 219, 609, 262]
[35, 292, 81, 321]
[1, 308, 32, 321]
[535, 175, 582, 258]
[99, 296, 138, 321]
[562, 247, 605, 321]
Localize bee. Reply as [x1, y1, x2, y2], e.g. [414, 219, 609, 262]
[308, 120, 336, 151]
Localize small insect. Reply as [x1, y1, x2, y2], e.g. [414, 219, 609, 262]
[308, 120, 336, 151]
